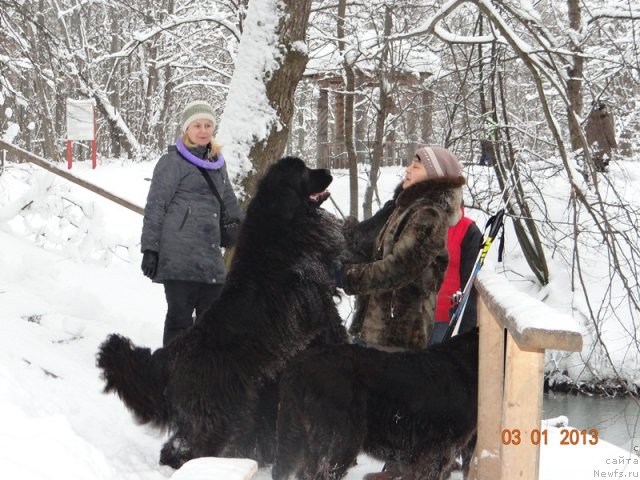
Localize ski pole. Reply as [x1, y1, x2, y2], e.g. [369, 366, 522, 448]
[444, 208, 505, 339]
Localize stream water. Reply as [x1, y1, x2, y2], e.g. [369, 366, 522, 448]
[543, 392, 640, 452]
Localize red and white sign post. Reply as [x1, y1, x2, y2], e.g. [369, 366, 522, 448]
[66, 99, 97, 169]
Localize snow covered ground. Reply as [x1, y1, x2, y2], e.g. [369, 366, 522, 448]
[0, 158, 638, 479]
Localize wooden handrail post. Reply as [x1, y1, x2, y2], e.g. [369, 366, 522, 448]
[501, 333, 544, 479]
[471, 270, 583, 480]
[471, 296, 505, 480]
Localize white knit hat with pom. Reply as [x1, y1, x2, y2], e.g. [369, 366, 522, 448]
[180, 101, 216, 133]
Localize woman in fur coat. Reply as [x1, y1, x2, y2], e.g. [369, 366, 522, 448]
[339, 145, 465, 351]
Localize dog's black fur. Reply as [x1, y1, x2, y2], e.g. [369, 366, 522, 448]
[97, 157, 348, 468]
[273, 329, 479, 480]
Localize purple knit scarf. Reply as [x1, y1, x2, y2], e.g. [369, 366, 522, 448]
[175, 137, 225, 170]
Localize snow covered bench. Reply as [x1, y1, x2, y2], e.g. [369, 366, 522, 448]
[468, 269, 583, 480]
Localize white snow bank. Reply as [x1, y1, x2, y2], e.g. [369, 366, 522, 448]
[171, 457, 257, 480]
[540, 426, 639, 479]
[0, 406, 117, 480]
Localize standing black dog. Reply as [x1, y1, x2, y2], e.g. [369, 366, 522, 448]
[273, 329, 478, 480]
[97, 157, 347, 468]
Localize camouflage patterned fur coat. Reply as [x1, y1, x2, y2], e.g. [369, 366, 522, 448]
[343, 176, 465, 351]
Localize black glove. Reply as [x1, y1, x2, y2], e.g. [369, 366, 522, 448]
[141, 251, 158, 279]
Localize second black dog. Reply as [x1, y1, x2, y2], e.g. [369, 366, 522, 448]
[273, 329, 479, 480]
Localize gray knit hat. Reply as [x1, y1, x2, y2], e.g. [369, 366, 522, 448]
[414, 145, 462, 178]
[180, 100, 216, 133]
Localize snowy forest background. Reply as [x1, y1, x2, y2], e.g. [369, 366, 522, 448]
[1, 0, 640, 394]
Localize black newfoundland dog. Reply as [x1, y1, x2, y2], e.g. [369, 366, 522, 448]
[273, 329, 479, 480]
[96, 157, 347, 468]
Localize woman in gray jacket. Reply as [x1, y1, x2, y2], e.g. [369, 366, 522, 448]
[141, 100, 243, 346]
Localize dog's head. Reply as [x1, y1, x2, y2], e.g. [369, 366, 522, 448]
[257, 157, 333, 220]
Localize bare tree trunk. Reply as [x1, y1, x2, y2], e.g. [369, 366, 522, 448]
[295, 88, 306, 157]
[338, 0, 358, 218]
[406, 92, 419, 156]
[140, 3, 159, 147]
[236, 0, 250, 35]
[344, 80, 358, 217]
[363, 5, 392, 219]
[385, 98, 397, 166]
[334, 91, 345, 168]
[155, 0, 175, 152]
[108, 12, 123, 158]
[243, 0, 313, 197]
[420, 87, 433, 144]
[30, 1, 58, 161]
[567, 0, 584, 151]
[478, 15, 497, 165]
[355, 72, 366, 164]
[19, 79, 32, 151]
[155, 66, 173, 152]
[363, 93, 388, 219]
[495, 68, 549, 285]
[317, 80, 330, 169]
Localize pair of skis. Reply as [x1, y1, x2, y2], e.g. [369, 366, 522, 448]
[443, 208, 506, 340]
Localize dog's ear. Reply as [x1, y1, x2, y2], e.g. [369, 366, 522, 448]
[267, 186, 300, 221]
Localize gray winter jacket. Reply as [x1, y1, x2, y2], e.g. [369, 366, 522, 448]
[141, 145, 243, 284]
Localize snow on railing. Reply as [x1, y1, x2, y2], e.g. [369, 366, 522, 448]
[475, 269, 583, 351]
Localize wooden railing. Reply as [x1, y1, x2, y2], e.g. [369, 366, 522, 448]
[468, 269, 583, 480]
[0, 139, 144, 215]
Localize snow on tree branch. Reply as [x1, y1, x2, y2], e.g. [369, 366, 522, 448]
[91, 14, 241, 65]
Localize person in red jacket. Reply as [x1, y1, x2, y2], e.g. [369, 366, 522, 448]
[428, 204, 483, 346]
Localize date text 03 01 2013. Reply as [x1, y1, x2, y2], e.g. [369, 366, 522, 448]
[501, 428, 599, 446]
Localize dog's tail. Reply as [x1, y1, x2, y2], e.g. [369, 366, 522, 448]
[96, 334, 169, 428]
